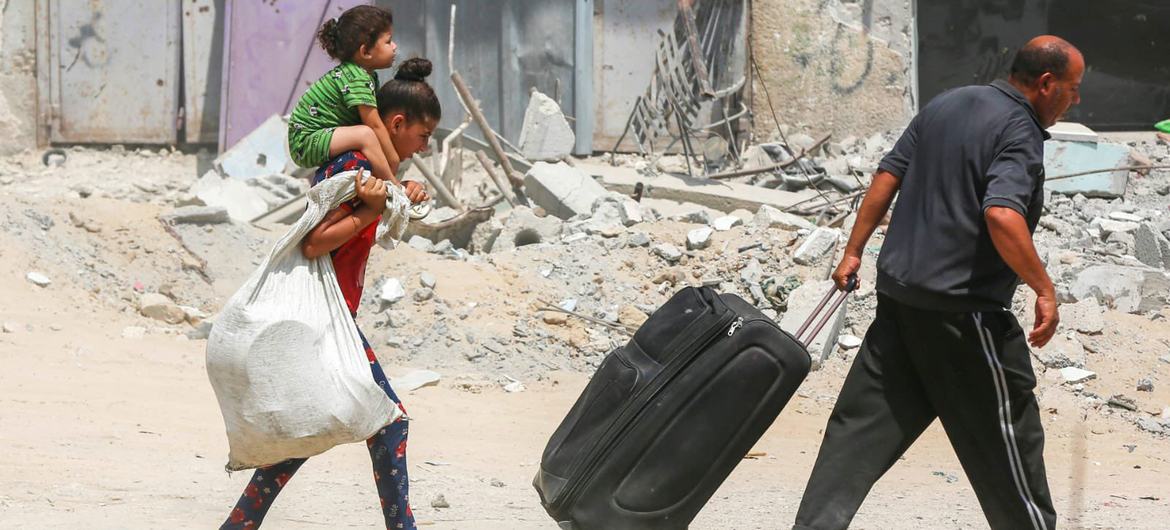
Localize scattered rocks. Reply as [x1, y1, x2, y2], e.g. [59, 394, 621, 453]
[139, 293, 186, 325]
[380, 278, 406, 305]
[1069, 265, 1170, 314]
[420, 272, 437, 289]
[1062, 299, 1105, 335]
[754, 204, 813, 231]
[430, 494, 450, 509]
[408, 236, 435, 253]
[838, 335, 863, 350]
[1060, 367, 1097, 384]
[793, 228, 840, 265]
[517, 90, 575, 161]
[712, 215, 742, 231]
[653, 243, 683, 263]
[524, 162, 608, 220]
[162, 205, 231, 225]
[413, 288, 435, 303]
[26, 272, 51, 287]
[1136, 378, 1154, 392]
[686, 226, 714, 250]
[627, 232, 651, 248]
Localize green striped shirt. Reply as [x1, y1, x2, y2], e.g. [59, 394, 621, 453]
[289, 62, 379, 134]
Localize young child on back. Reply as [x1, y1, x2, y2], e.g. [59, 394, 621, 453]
[288, 5, 405, 184]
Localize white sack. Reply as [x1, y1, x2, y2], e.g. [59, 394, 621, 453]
[207, 170, 410, 471]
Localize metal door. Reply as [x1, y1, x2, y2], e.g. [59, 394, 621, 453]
[41, 0, 182, 144]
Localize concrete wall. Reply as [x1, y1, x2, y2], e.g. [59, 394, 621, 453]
[0, 0, 38, 155]
[751, 0, 915, 140]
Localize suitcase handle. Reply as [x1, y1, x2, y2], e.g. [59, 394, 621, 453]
[794, 275, 858, 346]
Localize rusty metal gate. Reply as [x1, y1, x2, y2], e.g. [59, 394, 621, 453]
[36, 0, 182, 144]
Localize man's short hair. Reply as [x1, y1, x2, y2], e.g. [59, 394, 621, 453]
[1009, 42, 1071, 84]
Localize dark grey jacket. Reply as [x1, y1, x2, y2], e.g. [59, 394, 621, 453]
[875, 80, 1049, 312]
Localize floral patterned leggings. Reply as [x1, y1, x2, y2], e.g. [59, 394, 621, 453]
[220, 330, 414, 530]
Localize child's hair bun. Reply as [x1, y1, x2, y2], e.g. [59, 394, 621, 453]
[395, 58, 433, 82]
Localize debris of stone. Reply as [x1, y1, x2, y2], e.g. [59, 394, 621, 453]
[490, 206, 564, 253]
[1133, 223, 1170, 269]
[793, 227, 840, 265]
[627, 232, 651, 248]
[392, 370, 441, 392]
[413, 288, 434, 303]
[490, 478, 506, 488]
[653, 243, 683, 263]
[380, 278, 406, 305]
[1069, 265, 1170, 314]
[1108, 394, 1138, 412]
[687, 226, 714, 250]
[420, 272, 437, 290]
[162, 205, 231, 225]
[838, 335, 863, 350]
[1136, 378, 1154, 392]
[558, 299, 578, 312]
[2, 322, 18, 334]
[619, 305, 649, 328]
[139, 293, 186, 324]
[408, 236, 435, 253]
[1060, 367, 1097, 384]
[504, 380, 526, 393]
[518, 90, 575, 162]
[1046, 122, 1098, 143]
[754, 204, 813, 231]
[25, 272, 51, 287]
[215, 114, 295, 180]
[712, 215, 742, 232]
[524, 162, 608, 220]
[189, 170, 271, 222]
[1062, 298, 1105, 335]
[1044, 140, 1130, 198]
[542, 312, 568, 325]
[430, 494, 450, 509]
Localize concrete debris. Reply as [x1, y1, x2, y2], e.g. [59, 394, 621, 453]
[1090, 217, 1140, 236]
[517, 90, 575, 162]
[1044, 140, 1130, 198]
[503, 380, 526, 393]
[1070, 265, 1170, 314]
[1136, 378, 1154, 392]
[653, 243, 683, 263]
[215, 114, 296, 180]
[430, 494, 450, 509]
[627, 232, 651, 247]
[408, 236, 435, 253]
[490, 207, 564, 253]
[524, 162, 608, 220]
[838, 334, 863, 350]
[162, 205, 230, 225]
[686, 226, 714, 250]
[2, 322, 18, 334]
[712, 215, 743, 231]
[1034, 334, 1087, 369]
[391, 370, 441, 392]
[592, 194, 644, 227]
[138, 293, 186, 325]
[1133, 223, 1170, 269]
[558, 299, 578, 312]
[673, 209, 713, 225]
[1062, 298, 1105, 335]
[583, 161, 815, 214]
[413, 288, 435, 303]
[1046, 122, 1098, 143]
[1060, 367, 1097, 384]
[189, 170, 271, 222]
[380, 278, 406, 305]
[793, 227, 841, 265]
[754, 205, 814, 231]
[25, 272, 51, 287]
[420, 272, 437, 290]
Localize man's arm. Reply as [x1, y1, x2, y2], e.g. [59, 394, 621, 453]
[832, 170, 901, 289]
[985, 206, 1058, 347]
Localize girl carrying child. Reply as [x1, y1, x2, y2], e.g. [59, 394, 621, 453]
[219, 10, 441, 528]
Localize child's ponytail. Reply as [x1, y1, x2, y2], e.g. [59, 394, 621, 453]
[316, 6, 394, 62]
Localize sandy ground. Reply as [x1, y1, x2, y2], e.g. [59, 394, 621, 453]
[1, 279, 1168, 530]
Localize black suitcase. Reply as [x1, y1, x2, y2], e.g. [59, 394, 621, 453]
[534, 281, 855, 529]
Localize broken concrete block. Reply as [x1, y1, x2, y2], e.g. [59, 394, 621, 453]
[524, 162, 608, 220]
[162, 205, 230, 225]
[780, 279, 846, 365]
[653, 243, 683, 263]
[1059, 367, 1097, 384]
[413, 288, 434, 302]
[627, 232, 651, 247]
[1070, 265, 1170, 313]
[190, 170, 270, 222]
[1133, 223, 1170, 269]
[391, 370, 441, 392]
[1090, 217, 1140, 237]
[380, 278, 406, 305]
[1062, 298, 1105, 335]
[592, 194, 643, 227]
[470, 218, 504, 254]
[754, 205, 814, 231]
[672, 209, 713, 225]
[1034, 334, 1087, 369]
[712, 215, 743, 232]
[420, 272, 437, 289]
[408, 236, 435, 253]
[139, 293, 186, 325]
[517, 90, 575, 162]
[1108, 211, 1143, 223]
[1046, 122, 1098, 143]
[1044, 140, 1130, 198]
[215, 114, 296, 180]
[491, 206, 564, 253]
[793, 227, 840, 265]
[838, 334, 863, 350]
[686, 226, 714, 250]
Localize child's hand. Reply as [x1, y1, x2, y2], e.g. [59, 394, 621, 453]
[403, 180, 430, 204]
[354, 168, 388, 209]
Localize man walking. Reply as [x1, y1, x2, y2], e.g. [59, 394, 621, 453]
[792, 36, 1084, 529]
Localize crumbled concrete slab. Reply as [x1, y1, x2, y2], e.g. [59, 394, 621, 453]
[793, 227, 840, 265]
[524, 162, 608, 220]
[1046, 122, 1098, 143]
[380, 278, 406, 305]
[391, 370, 441, 392]
[1044, 140, 1130, 198]
[687, 226, 714, 250]
[579, 161, 816, 214]
[712, 215, 743, 231]
[1133, 223, 1170, 269]
[162, 205, 230, 225]
[755, 204, 814, 231]
[215, 114, 296, 180]
[491, 206, 564, 253]
[517, 90, 575, 162]
[1062, 298, 1105, 335]
[1060, 367, 1097, 384]
[1070, 265, 1170, 314]
[139, 293, 186, 325]
[189, 170, 271, 222]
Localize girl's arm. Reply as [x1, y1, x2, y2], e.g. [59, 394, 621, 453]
[358, 105, 403, 181]
[301, 169, 386, 259]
